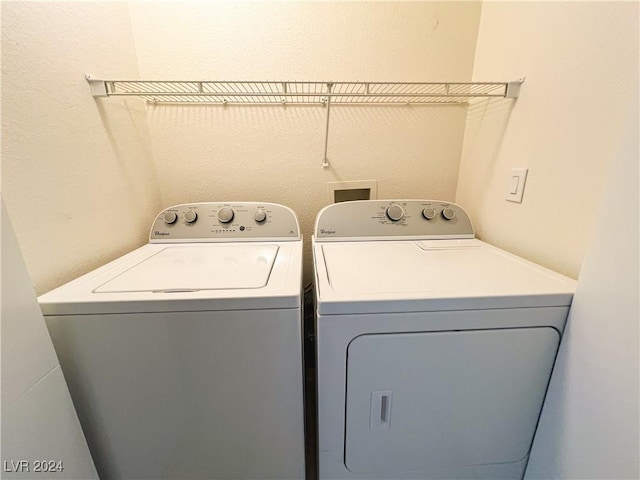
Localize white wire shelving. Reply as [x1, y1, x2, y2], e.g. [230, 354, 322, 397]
[87, 77, 523, 105]
[86, 75, 524, 166]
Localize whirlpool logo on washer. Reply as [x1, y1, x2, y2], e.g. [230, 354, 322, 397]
[320, 229, 336, 235]
[154, 231, 170, 236]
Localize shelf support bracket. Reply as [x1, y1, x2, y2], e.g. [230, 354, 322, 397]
[85, 74, 108, 97]
[322, 82, 333, 168]
[505, 77, 525, 98]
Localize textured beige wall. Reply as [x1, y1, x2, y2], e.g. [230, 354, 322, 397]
[457, 2, 639, 279]
[1, 2, 163, 294]
[129, 1, 482, 284]
[2, 2, 483, 291]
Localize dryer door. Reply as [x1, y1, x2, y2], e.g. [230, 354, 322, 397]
[344, 327, 559, 475]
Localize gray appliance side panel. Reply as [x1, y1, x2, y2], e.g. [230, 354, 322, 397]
[344, 327, 560, 476]
[45, 310, 305, 480]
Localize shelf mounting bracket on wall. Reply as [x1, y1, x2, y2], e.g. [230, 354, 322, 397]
[85, 75, 524, 167]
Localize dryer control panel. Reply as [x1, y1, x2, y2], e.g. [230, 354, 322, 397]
[150, 202, 300, 242]
[314, 200, 474, 240]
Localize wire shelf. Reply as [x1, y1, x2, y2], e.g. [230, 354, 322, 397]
[85, 75, 523, 168]
[87, 78, 523, 104]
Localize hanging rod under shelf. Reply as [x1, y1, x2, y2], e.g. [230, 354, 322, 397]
[86, 76, 524, 105]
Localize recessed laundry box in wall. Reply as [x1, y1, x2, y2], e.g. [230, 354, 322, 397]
[312, 200, 576, 480]
[39, 202, 306, 480]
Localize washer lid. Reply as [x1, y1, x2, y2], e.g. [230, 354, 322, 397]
[95, 244, 278, 293]
[39, 241, 302, 315]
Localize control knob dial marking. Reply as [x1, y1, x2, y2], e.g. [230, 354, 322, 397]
[385, 203, 405, 222]
[217, 207, 235, 224]
[163, 212, 178, 225]
[184, 211, 198, 223]
[422, 208, 436, 220]
[254, 210, 267, 223]
[442, 207, 456, 220]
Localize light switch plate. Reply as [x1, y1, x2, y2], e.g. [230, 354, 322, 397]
[506, 168, 528, 203]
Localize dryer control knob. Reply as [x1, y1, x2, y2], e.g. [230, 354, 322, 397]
[422, 208, 436, 220]
[254, 210, 267, 223]
[184, 211, 198, 223]
[442, 207, 456, 220]
[217, 207, 235, 224]
[163, 211, 178, 225]
[385, 203, 405, 222]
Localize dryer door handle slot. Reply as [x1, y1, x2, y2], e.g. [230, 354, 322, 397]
[370, 391, 393, 430]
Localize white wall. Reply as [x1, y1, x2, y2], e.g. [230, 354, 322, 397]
[464, 2, 640, 478]
[128, 1, 482, 283]
[457, 1, 638, 279]
[1, 198, 98, 479]
[526, 100, 639, 480]
[1, 2, 162, 295]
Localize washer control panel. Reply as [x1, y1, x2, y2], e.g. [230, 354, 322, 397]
[150, 202, 300, 242]
[315, 200, 474, 240]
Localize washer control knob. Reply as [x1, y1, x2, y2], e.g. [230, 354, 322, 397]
[422, 208, 436, 220]
[163, 211, 178, 225]
[217, 207, 235, 224]
[254, 210, 267, 223]
[184, 211, 198, 223]
[442, 207, 456, 220]
[385, 203, 405, 222]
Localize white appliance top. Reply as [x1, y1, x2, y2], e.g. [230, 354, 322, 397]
[313, 200, 576, 314]
[39, 202, 302, 315]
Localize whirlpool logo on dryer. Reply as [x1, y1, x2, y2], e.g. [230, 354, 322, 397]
[320, 229, 336, 235]
[154, 231, 170, 236]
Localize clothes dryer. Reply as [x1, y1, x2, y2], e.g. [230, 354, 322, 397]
[40, 202, 305, 480]
[312, 200, 575, 480]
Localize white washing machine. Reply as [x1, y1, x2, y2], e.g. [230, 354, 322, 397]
[39, 202, 306, 480]
[312, 200, 576, 480]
